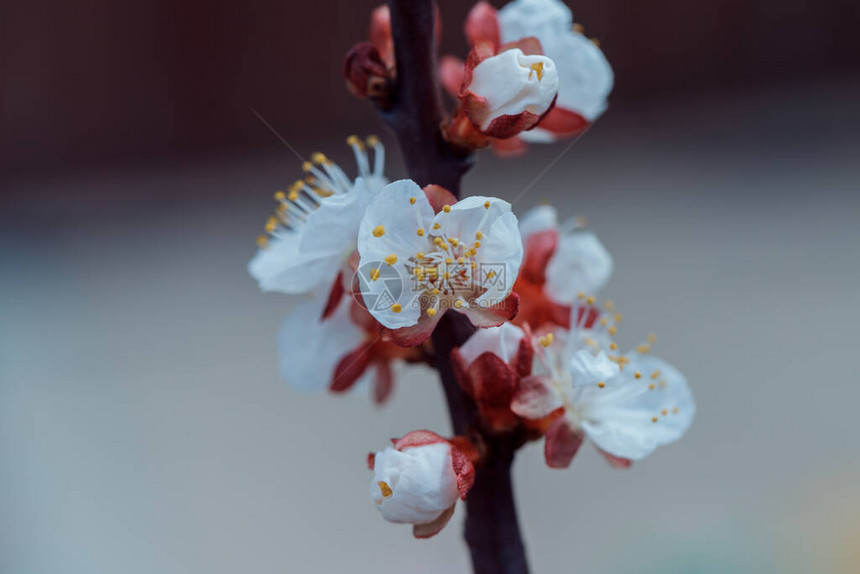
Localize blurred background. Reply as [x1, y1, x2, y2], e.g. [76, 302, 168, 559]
[1, 1, 859, 573]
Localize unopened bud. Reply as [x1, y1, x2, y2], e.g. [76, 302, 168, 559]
[343, 42, 393, 110]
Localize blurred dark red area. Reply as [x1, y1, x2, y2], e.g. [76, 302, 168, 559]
[1, 0, 858, 177]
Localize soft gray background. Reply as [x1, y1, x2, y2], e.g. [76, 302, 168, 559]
[3, 78, 860, 573]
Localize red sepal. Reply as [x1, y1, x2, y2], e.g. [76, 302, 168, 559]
[392, 430, 447, 451]
[461, 292, 520, 328]
[464, 1, 500, 49]
[321, 272, 345, 320]
[538, 106, 590, 138]
[466, 353, 519, 432]
[373, 361, 394, 405]
[366, 452, 376, 470]
[381, 312, 442, 347]
[330, 342, 373, 393]
[422, 184, 458, 214]
[544, 418, 584, 469]
[597, 447, 633, 469]
[450, 443, 476, 500]
[413, 504, 455, 539]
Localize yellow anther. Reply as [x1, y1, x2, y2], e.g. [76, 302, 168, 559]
[366, 134, 380, 146]
[449, 238, 459, 247]
[391, 303, 402, 313]
[659, 380, 668, 389]
[636, 344, 651, 354]
[577, 292, 586, 300]
[409, 196, 417, 205]
[302, 161, 313, 172]
[288, 190, 300, 202]
[608, 325, 618, 335]
[346, 135, 360, 146]
[584, 337, 596, 346]
[474, 241, 481, 248]
[609, 342, 618, 350]
[649, 383, 656, 390]
[651, 370, 661, 380]
[634, 372, 642, 379]
[539, 332, 554, 347]
[457, 257, 465, 264]
[427, 308, 437, 317]
[475, 231, 483, 240]
[603, 299, 615, 311]
[433, 223, 441, 230]
[416, 251, 425, 258]
[454, 300, 463, 309]
[445, 258, 453, 264]
[378, 481, 393, 498]
[256, 235, 268, 248]
[442, 272, 450, 280]
[662, 409, 668, 416]
[590, 38, 600, 48]
[529, 61, 544, 81]
[614, 314, 623, 323]
[370, 268, 381, 281]
[651, 417, 658, 423]
[598, 382, 605, 389]
[274, 190, 286, 201]
[486, 271, 496, 279]
[432, 289, 440, 295]
[484, 201, 490, 209]
[311, 152, 327, 164]
[471, 262, 477, 268]
[586, 296, 596, 305]
[372, 225, 386, 237]
[573, 23, 585, 34]
[442, 205, 451, 213]
[600, 318, 608, 326]
[647, 333, 658, 344]
[672, 407, 680, 414]
[384, 254, 398, 265]
[416, 228, 424, 236]
[276, 203, 287, 214]
[265, 217, 278, 233]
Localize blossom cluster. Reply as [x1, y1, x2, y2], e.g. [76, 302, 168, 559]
[249, 0, 694, 540]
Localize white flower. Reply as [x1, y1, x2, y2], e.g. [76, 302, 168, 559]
[497, 0, 614, 141]
[513, 307, 695, 465]
[370, 430, 475, 538]
[371, 443, 458, 525]
[356, 180, 523, 344]
[248, 136, 387, 294]
[463, 48, 559, 138]
[518, 204, 613, 304]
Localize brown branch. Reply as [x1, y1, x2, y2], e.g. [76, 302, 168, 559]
[378, 2, 530, 573]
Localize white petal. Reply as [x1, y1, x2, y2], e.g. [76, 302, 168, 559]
[299, 178, 376, 256]
[517, 204, 558, 243]
[248, 233, 342, 294]
[473, 211, 524, 306]
[578, 355, 695, 460]
[277, 296, 364, 391]
[468, 49, 559, 129]
[541, 31, 614, 121]
[519, 127, 558, 143]
[357, 180, 435, 329]
[569, 350, 620, 387]
[498, 0, 572, 43]
[357, 179, 434, 259]
[371, 443, 459, 525]
[459, 322, 525, 365]
[545, 228, 612, 304]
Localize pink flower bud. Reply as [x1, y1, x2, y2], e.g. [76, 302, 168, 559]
[343, 42, 392, 109]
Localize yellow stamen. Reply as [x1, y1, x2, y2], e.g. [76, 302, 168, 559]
[529, 62, 544, 81]
[483, 201, 490, 209]
[586, 296, 596, 305]
[649, 383, 656, 390]
[370, 268, 381, 281]
[416, 228, 424, 236]
[409, 196, 417, 205]
[608, 325, 618, 335]
[366, 135, 380, 146]
[301, 161, 313, 172]
[427, 308, 437, 317]
[433, 223, 441, 230]
[391, 303, 402, 313]
[265, 217, 277, 233]
[662, 409, 668, 416]
[378, 481, 393, 497]
[384, 254, 398, 266]
[442, 205, 451, 213]
[598, 382, 605, 388]
[256, 235, 268, 248]
[475, 231, 483, 240]
[311, 152, 327, 164]
[651, 417, 658, 423]
[454, 300, 463, 309]
[634, 372, 642, 379]
[609, 343, 618, 350]
[274, 190, 286, 201]
[539, 332, 554, 347]
[636, 344, 651, 353]
[372, 225, 385, 237]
